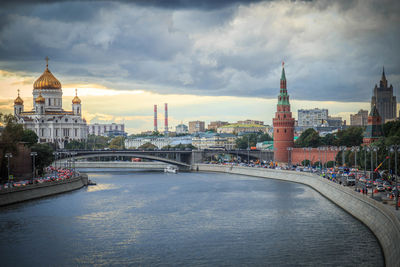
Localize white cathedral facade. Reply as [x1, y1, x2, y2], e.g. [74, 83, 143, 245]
[14, 59, 88, 148]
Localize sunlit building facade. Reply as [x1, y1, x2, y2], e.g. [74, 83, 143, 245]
[14, 58, 87, 148]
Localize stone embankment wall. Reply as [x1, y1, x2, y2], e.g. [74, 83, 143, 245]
[0, 174, 88, 206]
[193, 164, 400, 267]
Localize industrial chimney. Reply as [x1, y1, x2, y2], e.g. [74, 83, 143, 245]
[164, 103, 168, 136]
[154, 105, 158, 132]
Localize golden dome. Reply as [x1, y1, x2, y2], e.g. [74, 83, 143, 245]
[72, 88, 81, 104]
[35, 92, 45, 104]
[33, 57, 62, 90]
[14, 89, 23, 105]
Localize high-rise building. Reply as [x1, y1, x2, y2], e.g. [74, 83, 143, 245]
[207, 121, 228, 131]
[188, 121, 205, 133]
[326, 116, 343, 127]
[363, 105, 383, 145]
[350, 109, 368, 126]
[298, 108, 328, 127]
[371, 67, 397, 123]
[88, 123, 126, 137]
[273, 63, 295, 163]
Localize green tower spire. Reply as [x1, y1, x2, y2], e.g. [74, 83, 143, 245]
[278, 62, 289, 106]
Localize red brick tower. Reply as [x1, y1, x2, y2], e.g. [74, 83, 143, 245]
[273, 62, 295, 163]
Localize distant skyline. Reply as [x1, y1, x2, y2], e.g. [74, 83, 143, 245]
[0, 0, 399, 133]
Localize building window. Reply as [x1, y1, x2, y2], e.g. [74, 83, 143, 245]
[75, 129, 78, 136]
[65, 118, 68, 122]
[277, 129, 279, 133]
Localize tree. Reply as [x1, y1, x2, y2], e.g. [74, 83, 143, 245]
[235, 134, 257, 149]
[109, 136, 125, 149]
[295, 128, 321, 148]
[258, 133, 273, 142]
[21, 129, 38, 146]
[65, 140, 86, 150]
[31, 143, 54, 175]
[334, 127, 363, 147]
[138, 142, 157, 150]
[321, 133, 336, 146]
[86, 134, 110, 150]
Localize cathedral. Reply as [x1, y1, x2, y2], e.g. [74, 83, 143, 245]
[14, 58, 87, 148]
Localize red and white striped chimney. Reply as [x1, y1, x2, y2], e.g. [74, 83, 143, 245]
[154, 105, 158, 132]
[164, 103, 168, 135]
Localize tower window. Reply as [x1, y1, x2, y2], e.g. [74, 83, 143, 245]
[277, 129, 279, 133]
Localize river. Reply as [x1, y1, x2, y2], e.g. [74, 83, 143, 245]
[0, 170, 384, 266]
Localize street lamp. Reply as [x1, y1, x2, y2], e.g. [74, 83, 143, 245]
[339, 146, 346, 168]
[287, 147, 293, 169]
[5, 153, 12, 186]
[351, 146, 359, 190]
[317, 147, 324, 172]
[307, 147, 312, 169]
[390, 145, 399, 210]
[30, 152, 38, 182]
[246, 135, 250, 164]
[364, 146, 370, 177]
[303, 147, 306, 167]
[70, 152, 77, 176]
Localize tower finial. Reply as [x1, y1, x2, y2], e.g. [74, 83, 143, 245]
[282, 61, 284, 67]
[17, 89, 20, 96]
[45, 56, 49, 68]
[75, 88, 78, 96]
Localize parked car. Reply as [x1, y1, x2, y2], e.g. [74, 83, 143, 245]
[376, 184, 385, 192]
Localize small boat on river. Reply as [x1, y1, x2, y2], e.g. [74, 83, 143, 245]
[164, 165, 178, 174]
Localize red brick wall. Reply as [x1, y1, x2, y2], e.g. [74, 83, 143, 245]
[290, 147, 338, 165]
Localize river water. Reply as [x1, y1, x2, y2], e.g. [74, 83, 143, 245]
[0, 170, 384, 266]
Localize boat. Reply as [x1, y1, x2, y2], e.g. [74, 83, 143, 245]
[87, 180, 97, 185]
[164, 165, 178, 174]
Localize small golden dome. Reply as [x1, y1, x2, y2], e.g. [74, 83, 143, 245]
[14, 89, 23, 105]
[72, 88, 81, 104]
[33, 57, 62, 90]
[35, 92, 45, 104]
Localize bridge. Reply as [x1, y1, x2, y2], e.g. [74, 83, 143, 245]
[55, 149, 274, 170]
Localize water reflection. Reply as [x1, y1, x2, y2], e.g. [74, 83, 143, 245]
[0, 170, 384, 267]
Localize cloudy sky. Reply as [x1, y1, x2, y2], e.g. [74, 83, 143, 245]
[0, 0, 399, 133]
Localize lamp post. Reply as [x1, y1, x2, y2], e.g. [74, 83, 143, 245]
[371, 146, 378, 198]
[324, 146, 328, 173]
[340, 146, 346, 168]
[390, 145, 399, 210]
[317, 147, 321, 172]
[303, 147, 306, 167]
[287, 147, 293, 169]
[5, 153, 12, 186]
[352, 146, 359, 191]
[364, 146, 369, 177]
[307, 147, 312, 169]
[30, 152, 37, 183]
[246, 135, 250, 164]
[386, 147, 391, 175]
[70, 152, 77, 176]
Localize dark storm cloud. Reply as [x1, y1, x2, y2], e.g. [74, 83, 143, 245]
[0, 0, 399, 102]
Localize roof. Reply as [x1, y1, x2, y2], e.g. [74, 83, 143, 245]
[220, 123, 265, 128]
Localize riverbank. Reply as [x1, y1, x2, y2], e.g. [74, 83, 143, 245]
[193, 164, 400, 267]
[0, 174, 88, 206]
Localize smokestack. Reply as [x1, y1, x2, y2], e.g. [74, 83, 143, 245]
[154, 105, 158, 132]
[164, 103, 168, 135]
